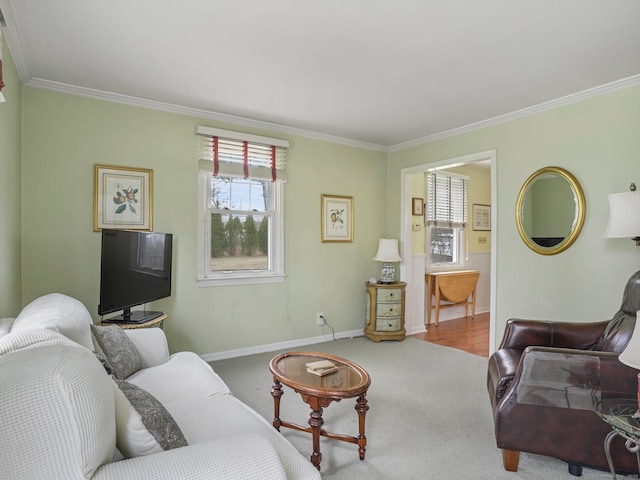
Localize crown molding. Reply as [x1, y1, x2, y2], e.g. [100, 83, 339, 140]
[25, 77, 388, 152]
[27, 73, 640, 155]
[0, 0, 30, 81]
[5, 0, 639, 156]
[388, 74, 640, 152]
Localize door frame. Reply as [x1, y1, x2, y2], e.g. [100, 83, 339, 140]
[399, 149, 498, 353]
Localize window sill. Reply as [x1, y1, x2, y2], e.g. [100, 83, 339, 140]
[197, 273, 285, 287]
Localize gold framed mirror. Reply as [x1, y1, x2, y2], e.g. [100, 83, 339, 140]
[515, 166, 586, 255]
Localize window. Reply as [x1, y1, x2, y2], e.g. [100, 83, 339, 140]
[425, 171, 468, 267]
[197, 126, 288, 286]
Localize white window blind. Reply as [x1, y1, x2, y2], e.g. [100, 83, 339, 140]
[197, 126, 288, 182]
[426, 172, 468, 228]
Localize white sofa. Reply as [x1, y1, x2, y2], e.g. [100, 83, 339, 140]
[0, 293, 320, 480]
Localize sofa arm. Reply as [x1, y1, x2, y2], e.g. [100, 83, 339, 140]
[123, 328, 170, 368]
[92, 434, 290, 480]
[498, 318, 609, 351]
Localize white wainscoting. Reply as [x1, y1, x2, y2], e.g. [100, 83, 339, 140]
[405, 252, 491, 335]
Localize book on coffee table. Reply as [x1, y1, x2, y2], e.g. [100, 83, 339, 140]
[306, 360, 338, 376]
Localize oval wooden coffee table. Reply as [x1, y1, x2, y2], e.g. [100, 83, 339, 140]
[269, 351, 371, 470]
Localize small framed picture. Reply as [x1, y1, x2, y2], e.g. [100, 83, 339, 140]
[412, 197, 424, 216]
[321, 194, 354, 243]
[94, 164, 153, 231]
[472, 204, 491, 231]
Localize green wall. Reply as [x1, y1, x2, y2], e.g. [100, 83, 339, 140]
[389, 85, 640, 344]
[5, 37, 640, 352]
[21, 88, 387, 354]
[0, 39, 22, 317]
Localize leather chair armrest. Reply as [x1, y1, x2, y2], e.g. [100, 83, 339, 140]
[498, 318, 609, 351]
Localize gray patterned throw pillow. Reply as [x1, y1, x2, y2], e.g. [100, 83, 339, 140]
[115, 380, 188, 455]
[91, 324, 141, 379]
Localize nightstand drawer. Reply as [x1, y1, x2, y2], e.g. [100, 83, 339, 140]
[377, 288, 402, 303]
[376, 317, 401, 331]
[376, 303, 403, 317]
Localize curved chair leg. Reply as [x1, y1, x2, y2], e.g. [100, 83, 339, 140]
[567, 463, 583, 476]
[502, 449, 520, 472]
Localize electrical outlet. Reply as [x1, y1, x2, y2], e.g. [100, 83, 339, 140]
[316, 312, 325, 325]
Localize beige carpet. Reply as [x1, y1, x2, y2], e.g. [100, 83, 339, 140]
[211, 337, 617, 480]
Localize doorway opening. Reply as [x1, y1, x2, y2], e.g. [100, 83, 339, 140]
[399, 149, 497, 353]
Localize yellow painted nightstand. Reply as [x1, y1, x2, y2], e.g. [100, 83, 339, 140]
[364, 282, 406, 342]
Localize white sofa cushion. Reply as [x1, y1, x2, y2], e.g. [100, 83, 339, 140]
[124, 327, 170, 368]
[163, 393, 321, 480]
[127, 351, 230, 399]
[11, 293, 94, 349]
[112, 379, 188, 458]
[93, 434, 288, 480]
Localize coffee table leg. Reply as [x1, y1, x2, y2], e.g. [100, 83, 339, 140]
[355, 393, 369, 460]
[271, 378, 283, 431]
[309, 405, 324, 470]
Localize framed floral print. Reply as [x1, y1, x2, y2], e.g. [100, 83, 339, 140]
[94, 165, 153, 231]
[321, 194, 353, 243]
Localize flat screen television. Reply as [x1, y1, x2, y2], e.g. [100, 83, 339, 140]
[98, 229, 173, 323]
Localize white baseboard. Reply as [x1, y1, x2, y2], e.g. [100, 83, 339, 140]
[201, 328, 365, 362]
[201, 304, 489, 362]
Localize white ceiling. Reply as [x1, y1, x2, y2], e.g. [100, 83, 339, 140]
[1, 0, 639, 150]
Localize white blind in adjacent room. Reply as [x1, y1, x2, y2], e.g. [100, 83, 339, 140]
[426, 172, 468, 228]
[197, 126, 289, 182]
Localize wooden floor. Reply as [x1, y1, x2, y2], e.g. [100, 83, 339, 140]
[412, 312, 490, 358]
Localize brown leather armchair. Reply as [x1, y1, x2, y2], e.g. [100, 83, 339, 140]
[487, 270, 640, 476]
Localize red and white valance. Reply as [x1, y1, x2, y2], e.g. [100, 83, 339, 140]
[197, 126, 289, 182]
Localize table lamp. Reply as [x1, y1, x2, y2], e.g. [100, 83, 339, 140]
[617, 311, 640, 417]
[604, 183, 640, 246]
[373, 239, 401, 284]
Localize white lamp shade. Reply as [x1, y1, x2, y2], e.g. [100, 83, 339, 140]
[618, 311, 640, 369]
[373, 239, 401, 262]
[604, 191, 640, 238]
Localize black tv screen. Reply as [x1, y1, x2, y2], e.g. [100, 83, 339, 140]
[99, 229, 173, 323]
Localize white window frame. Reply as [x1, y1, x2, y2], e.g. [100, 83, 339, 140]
[426, 225, 467, 268]
[425, 171, 469, 269]
[197, 172, 285, 286]
[196, 127, 287, 287]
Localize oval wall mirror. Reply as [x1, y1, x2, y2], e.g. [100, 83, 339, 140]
[515, 166, 586, 255]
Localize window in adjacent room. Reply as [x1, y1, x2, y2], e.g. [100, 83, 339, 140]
[425, 171, 468, 267]
[197, 126, 289, 286]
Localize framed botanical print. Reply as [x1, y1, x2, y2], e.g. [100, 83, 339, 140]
[94, 165, 153, 231]
[321, 194, 353, 243]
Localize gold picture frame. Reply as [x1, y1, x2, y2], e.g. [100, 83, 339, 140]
[94, 164, 153, 231]
[321, 194, 353, 243]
